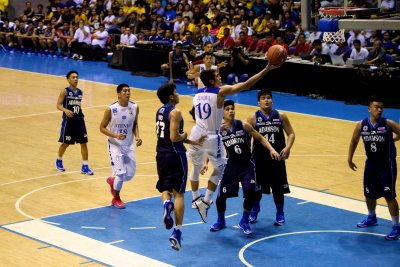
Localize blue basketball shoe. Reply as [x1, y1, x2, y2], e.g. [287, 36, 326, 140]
[163, 200, 174, 230]
[274, 213, 285, 226]
[81, 165, 94, 175]
[249, 203, 260, 224]
[56, 159, 65, 172]
[356, 215, 378, 228]
[169, 229, 182, 251]
[385, 225, 400, 241]
[210, 219, 226, 232]
[238, 220, 252, 236]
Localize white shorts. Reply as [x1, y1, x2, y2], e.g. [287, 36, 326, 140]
[108, 141, 136, 181]
[188, 126, 226, 168]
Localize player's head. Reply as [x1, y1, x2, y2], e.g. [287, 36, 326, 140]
[367, 96, 384, 118]
[257, 89, 272, 101]
[117, 83, 130, 93]
[66, 70, 78, 79]
[223, 99, 235, 120]
[157, 83, 177, 104]
[200, 69, 219, 87]
[203, 52, 213, 64]
[66, 70, 78, 87]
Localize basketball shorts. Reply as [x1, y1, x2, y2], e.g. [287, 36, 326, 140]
[108, 141, 136, 181]
[58, 117, 88, 144]
[254, 158, 290, 195]
[218, 163, 256, 199]
[156, 151, 188, 193]
[188, 126, 226, 168]
[364, 159, 397, 200]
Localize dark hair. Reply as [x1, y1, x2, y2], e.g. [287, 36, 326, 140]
[200, 69, 217, 87]
[157, 83, 176, 104]
[66, 70, 78, 79]
[353, 39, 361, 46]
[312, 39, 322, 46]
[368, 95, 383, 106]
[117, 83, 130, 93]
[202, 52, 213, 59]
[224, 99, 235, 108]
[257, 89, 272, 101]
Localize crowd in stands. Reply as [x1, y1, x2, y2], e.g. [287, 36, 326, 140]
[0, 0, 399, 66]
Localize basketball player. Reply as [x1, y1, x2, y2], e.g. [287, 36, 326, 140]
[247, 89, 295, 226]
[56, 70, 93, 175]
[190, 63, 282, 223]
[156, 83, 205, 251]
[348, 96, 400, 241]
[187, 52, 218, 88]
[207, 100, 280, 235]
[100, 83, 142, 209]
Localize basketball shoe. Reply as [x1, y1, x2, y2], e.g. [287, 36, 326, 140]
[195, 198, 213, 223]
[238, 219, 253, 236]
[357, 215, 378, 228]
[191, 195, 204, 209]
[56, 159, 65, 172]
[169, 229, 182, 251]
[210, 219, 226, 232]
[111, 197, 126, 209]
[106, 177, 115, 197]
[385, 225, 400, 241]
[81, 165, 94, 175]
[249, 203, 260, 224]
[274, 213, 285, 226]
[163, 200, 174, 230]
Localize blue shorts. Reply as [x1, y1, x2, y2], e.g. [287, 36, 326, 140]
[364, 159, 397, 200]
[254, 158, 290, 195]
[218, 163, 256, 198]
[156, 152, 188, 193]
[58, 117, 88, 144]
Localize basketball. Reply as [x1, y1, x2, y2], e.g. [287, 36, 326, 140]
[266, 45, 287, 66]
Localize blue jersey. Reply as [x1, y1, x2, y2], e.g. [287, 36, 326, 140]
[360, 117, 396, 162]
[221, 120, 252, 167]
[156, 104, 186, 154]
[62, 87, 84, 119]
[252, 109, 285, 160]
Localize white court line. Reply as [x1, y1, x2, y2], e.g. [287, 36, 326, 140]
[108, 240, 124, 245]
[238, 230, 386, 267]
[3, 220, 173, 267]
[81, 226, 106, 230]
[129, 227, 157, 230]
[296, 201, 310, 205]
[183, 213, 238, 227]
[0, 161, 156, 187]
[0, 99, 157, 121]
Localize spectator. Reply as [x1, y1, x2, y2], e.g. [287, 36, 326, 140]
[276, 36, 290, 54]
[23, 1, 35, 18]
[103, 9, 115, 30]
[152, 1, 164, 16]
[182, 4, 193, 20]
[350, 39, 369, 60]
[201, 25, 215, 46]
[260, 32, 277, 56]
[381, 31, 396, 54]
[248, 33, 264, 55]
[226, 46, 249, 85]
[69, 19, 91, 60]
[84, 23, 108, 60]
[333, 41, 351, 59]
[380, 0, 395, 12]
[161, 41, 191, 83]
[310, 39, 330, 57]
[366, 40, 386, 66]
[173, 13, 184, 34]
[213, 27, 235, 50]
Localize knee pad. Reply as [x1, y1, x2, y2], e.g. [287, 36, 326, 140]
[209, 164, 225, 185]
[190, 165, 202, 181]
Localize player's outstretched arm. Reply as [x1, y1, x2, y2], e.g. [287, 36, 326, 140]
[348, 121, 361, 171]
[219, 63, 282, 97]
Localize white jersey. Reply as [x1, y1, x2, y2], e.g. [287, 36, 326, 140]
[197, 64, 218, 89]
[193, 87, 223, 133]
[108, 101, 138, 146]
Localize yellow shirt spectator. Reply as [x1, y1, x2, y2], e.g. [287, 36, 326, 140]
[75, 13, 88, 24]
[134, 6, 146, 16]
[216, 25, 231, 39]
[123, 5, 136, 16]
[0, 0, 8, 13]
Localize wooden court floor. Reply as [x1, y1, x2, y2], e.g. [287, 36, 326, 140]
[0, 68, 398, 266]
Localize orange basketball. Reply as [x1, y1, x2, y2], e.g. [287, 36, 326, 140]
[266, 45, 287, 65]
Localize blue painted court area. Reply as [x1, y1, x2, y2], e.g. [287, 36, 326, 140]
[35, 190, 398, 267]
[1, 53, 398, 121]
